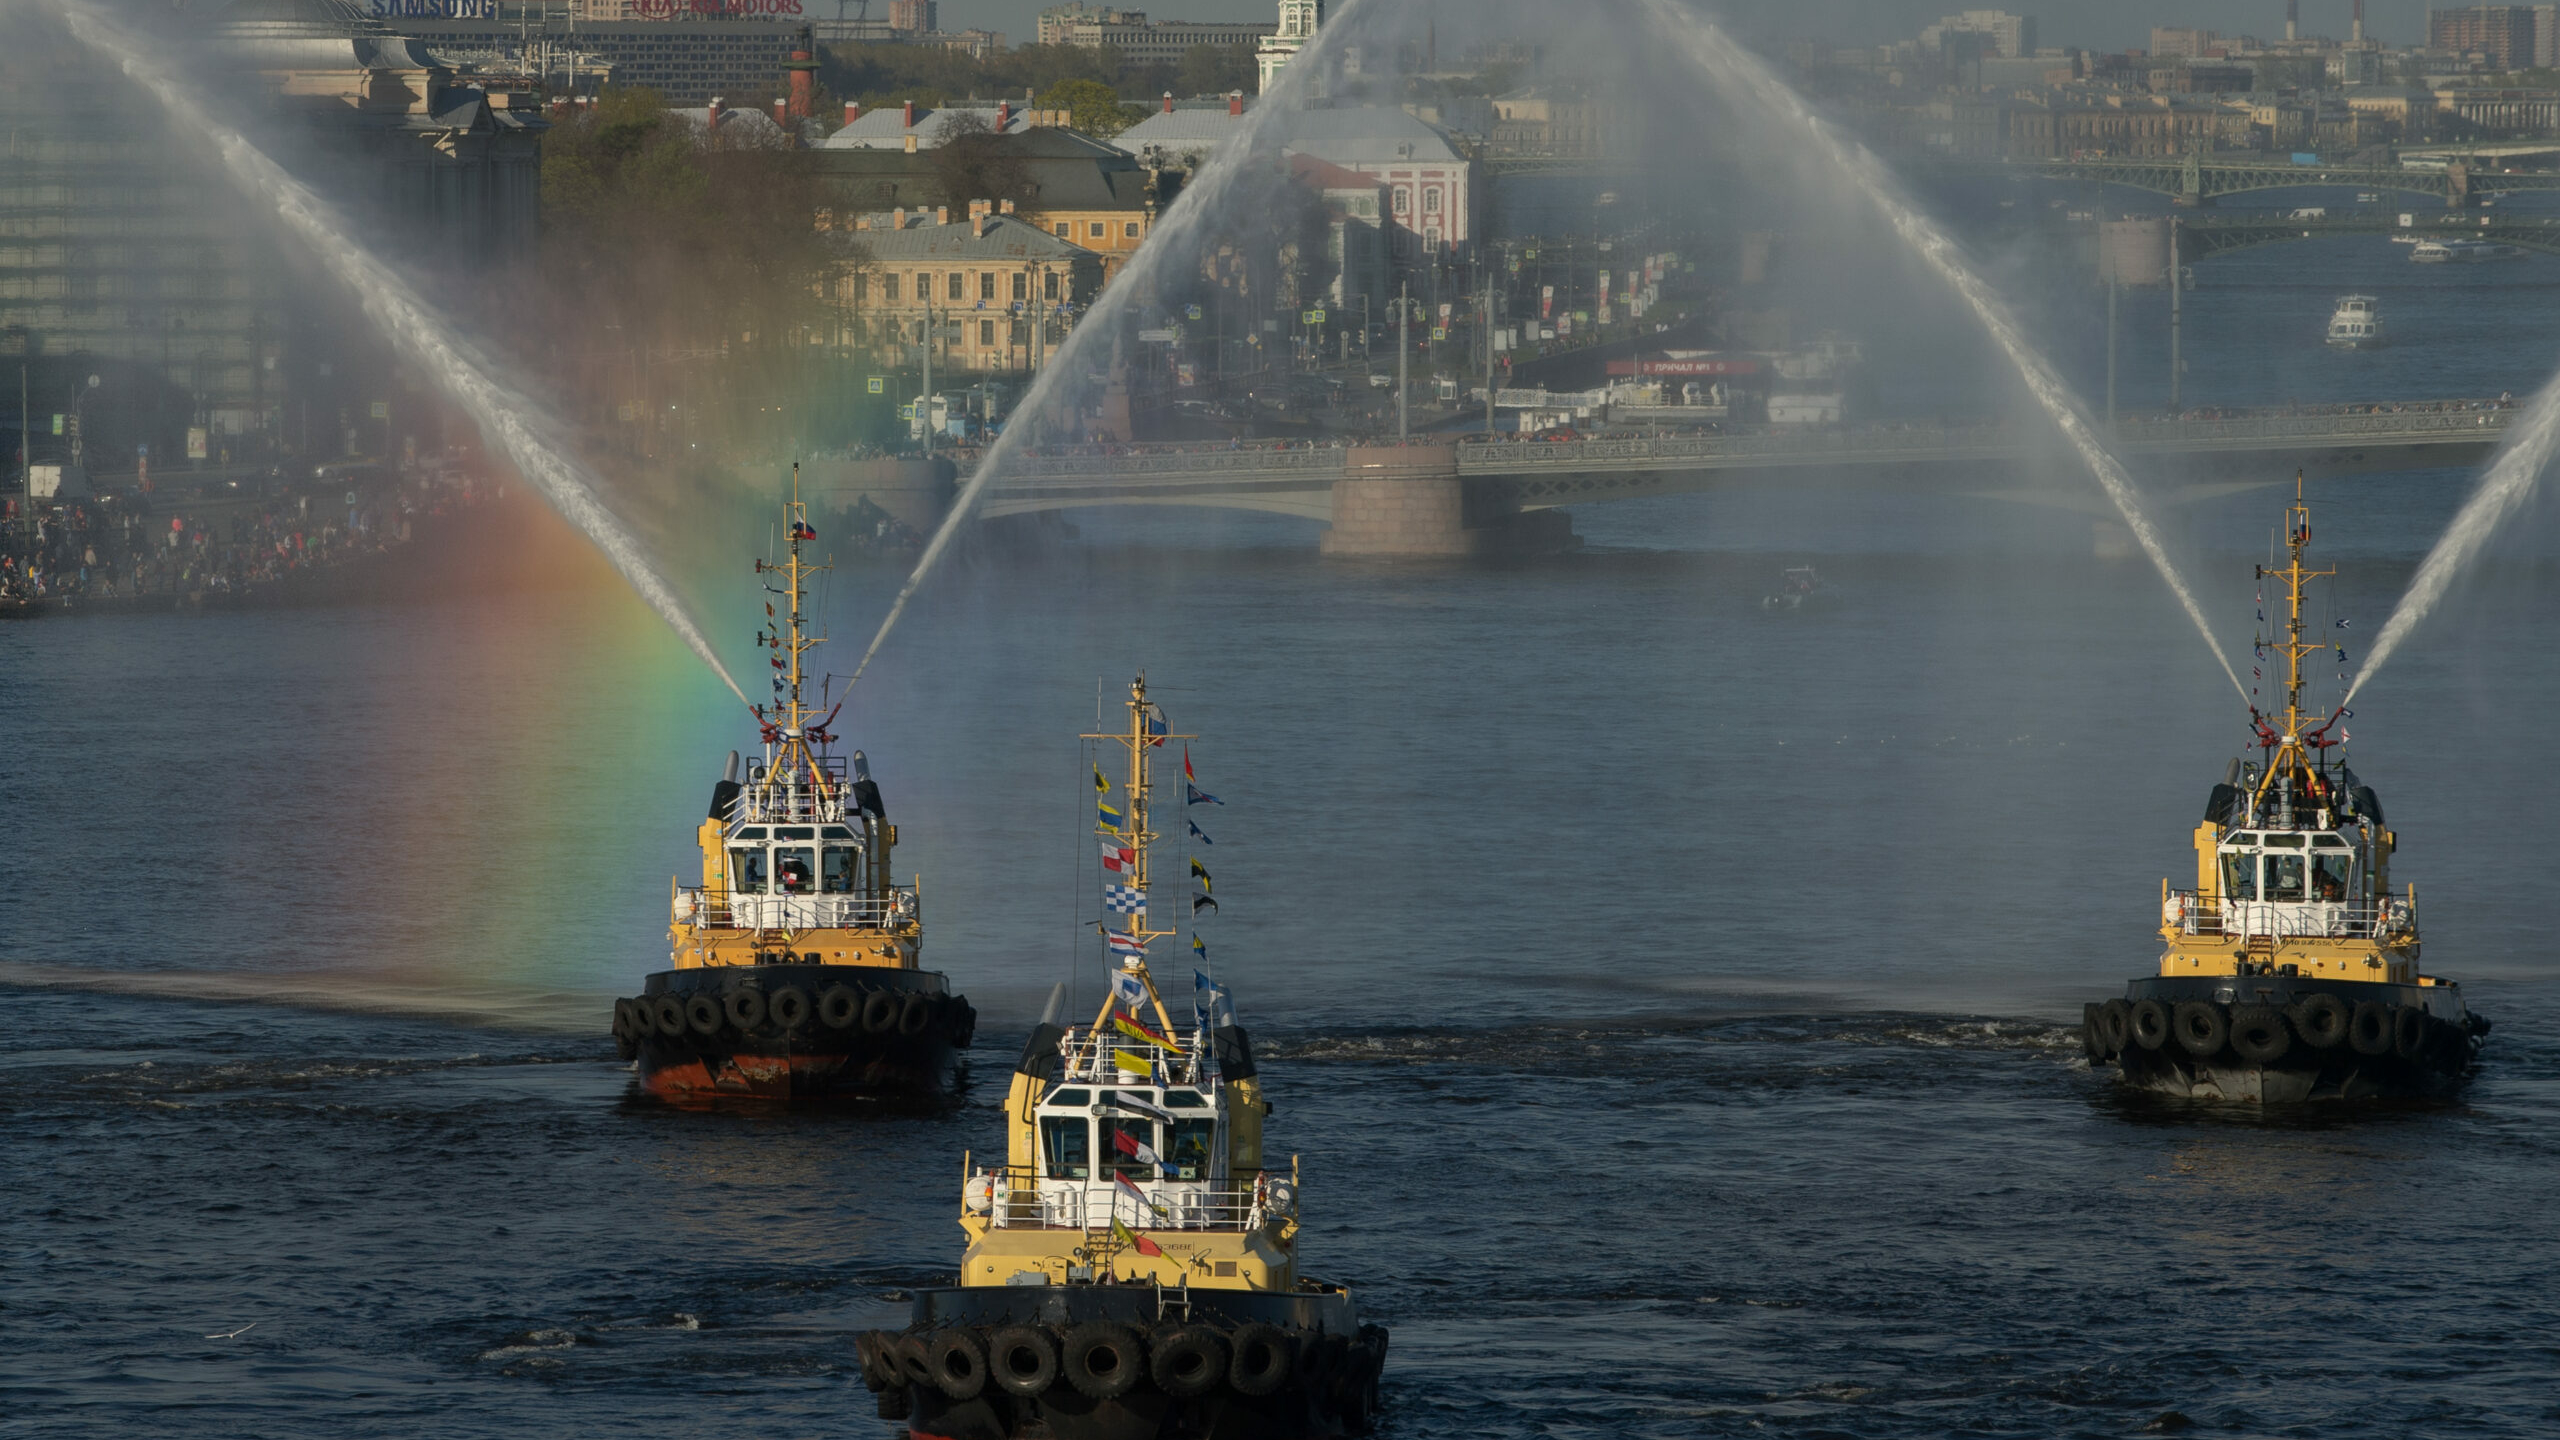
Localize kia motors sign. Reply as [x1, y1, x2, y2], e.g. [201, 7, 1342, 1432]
[631, 0, 805, 15]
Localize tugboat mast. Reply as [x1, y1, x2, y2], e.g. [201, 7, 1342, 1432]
[1084, 675, 1193, 1036]
[755, 462, 838, 818]
[2251, 471, 2338, 826]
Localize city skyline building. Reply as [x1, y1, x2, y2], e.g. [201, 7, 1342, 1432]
[2428, 4, 2537, 67]
[1256, 0, 1318, 92]
[1035, 4, 1275, 67]
[1919, 9, 2037, 58]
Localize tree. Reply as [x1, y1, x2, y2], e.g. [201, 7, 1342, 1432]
[527, 86, 837, 448]
[926, 112, 1035, 211]
[1038, 77, 1147, 139]
[1176, 44, 1256, 99]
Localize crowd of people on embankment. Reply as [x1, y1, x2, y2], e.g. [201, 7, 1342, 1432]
[0, 466, 501, 613]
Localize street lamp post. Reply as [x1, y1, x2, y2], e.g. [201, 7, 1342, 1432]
[1396, 279, 1411, 441]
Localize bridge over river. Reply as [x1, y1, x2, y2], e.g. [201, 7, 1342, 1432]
[924, 403, 2516, 555]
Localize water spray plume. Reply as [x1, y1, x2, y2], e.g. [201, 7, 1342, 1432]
[2346, 367, 2560, 702]
[59, 3, 746, 706]
[1640, 0, 2247, 705]
[846, 0, 1377, 689]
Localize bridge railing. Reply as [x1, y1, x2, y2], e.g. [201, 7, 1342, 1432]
[2113, 406, 2512, 448]
[979, 403, 2516, 489]
[997, 448, 1347, 481]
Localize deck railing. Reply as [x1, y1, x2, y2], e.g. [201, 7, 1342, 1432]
[2165, 889, 2416, 940]
[672, 884, 915, 932]
[969, 1165, 1284, 1233]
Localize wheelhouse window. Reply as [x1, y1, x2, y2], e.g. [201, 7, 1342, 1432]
[728, 847, 769, 894]
[2266, 853, 2306, 902]
[1166, 1119, 1215, 1180]
[822, 845, 860, 894]
[2312, 852, 2351, 902]
[1101, 1116, 1157, 1178]
[775, 846, 816, 893]
[2222, 851, 2257, 900]
[1040, 1116, 1089, 1179]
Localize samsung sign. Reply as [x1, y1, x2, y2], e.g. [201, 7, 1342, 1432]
[369, 0, 498, 16]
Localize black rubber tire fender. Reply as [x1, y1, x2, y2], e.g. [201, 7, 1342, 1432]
[1227, 1322, 1294, 1398]
[898, 991, 936, 1038]
[683, 993, 723, 1037]
[627, 997, 659, 1038]
[855, 1330, 895, 1391]
[2173, 1000, 2229, 1058]
[875, 1383, 912, 1421]
[1291, 1327, 1333, 1390]
[724, 986, 767, 1033]
[949, 999, 978, 1050]
[1351, 1334, 1388, 1434]
[2348, 999, 2394, 1056]
[861, 989, 901, 1035]
[614, 1032, 638, 1062]
[767, 984, 812, 1032]
[2290, 993, 2349, 1049]
[2099, 998, 2133, 1055]
[2393, 1005, 2431, 1061]
[610, 998, 633, 1039]
[928, 1328, 988, 1401]
[818, 983, 861, 1030]
[1327, 1337, 1372, 1433]
[1060, 1320, 1141, 1400]
[2129, 999, 2172, 1051]
[894, 1332, 937, 1389]
[1148, 1324, 1227, 1400]
[2079, 1003, 2106, 1060]
[988, 1324, 1058, 1398]
[2228, 1004, 2291, 1065]
[654, 995, 689, 1037]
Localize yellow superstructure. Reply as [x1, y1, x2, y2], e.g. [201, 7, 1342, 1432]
[2153, 474, 2430, 988]
[956, 677, 1303, 1293]
[665, 464, 924, 976]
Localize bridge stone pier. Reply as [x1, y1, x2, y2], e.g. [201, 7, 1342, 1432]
[1320, 445, 1577, 558]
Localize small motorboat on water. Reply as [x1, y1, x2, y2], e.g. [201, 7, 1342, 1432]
[856, 677, 1388, 1440]
[2081, 475, 2489, 1102]
[2325, 295, 2383, 348]
[1762, 565, 1842, 612]
[607, 466, 975, 1103]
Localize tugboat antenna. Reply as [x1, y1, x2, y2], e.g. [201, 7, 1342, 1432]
[2250, 471, 2336, 821]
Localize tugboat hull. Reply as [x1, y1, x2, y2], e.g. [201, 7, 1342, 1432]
[613, 963, 972, 1103]
[858, 1285, 1386, 1440]
[2085, 976, 2486, 1103]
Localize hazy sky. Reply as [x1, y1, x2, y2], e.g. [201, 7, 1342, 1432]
[934, 1, 2441, 55]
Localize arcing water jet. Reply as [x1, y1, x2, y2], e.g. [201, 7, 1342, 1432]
[1639, 0, 2247, 704]
[845, 0, 1375, 687]
[61, 3, 746, 705]
[2346, 370, 2560, 702]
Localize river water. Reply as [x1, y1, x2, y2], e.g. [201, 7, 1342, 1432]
[9, 239, 2560, 1438]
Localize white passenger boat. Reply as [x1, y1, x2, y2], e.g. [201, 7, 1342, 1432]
[2324, 295, 2383, 348]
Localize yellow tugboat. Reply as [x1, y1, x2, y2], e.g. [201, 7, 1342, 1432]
[856, 677, 1387, 1440]
[2083, 477, 2489, 1101]
[608, 468, 975, 1102]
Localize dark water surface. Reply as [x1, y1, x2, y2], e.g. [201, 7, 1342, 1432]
[12, 267, 2560, 1437]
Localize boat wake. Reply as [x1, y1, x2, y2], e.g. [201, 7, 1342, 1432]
[0, 959, 607, 1033]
